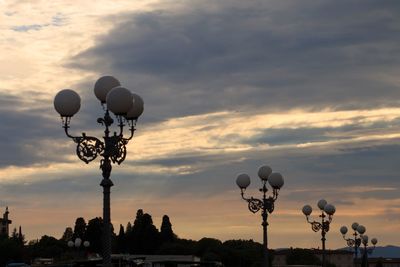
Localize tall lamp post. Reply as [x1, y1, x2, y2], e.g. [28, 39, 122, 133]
[54, 76, 144, 267]
[339, 222, 366, 259]
[235, 165, 284, 267]
[359, 235, 377, 267]
[302, 199, 336, 267]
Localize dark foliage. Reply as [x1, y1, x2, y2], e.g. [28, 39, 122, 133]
[85, 217, 104, 254]
[286, 248, 321, 265]
[160, 215, 176, 243]
[0, 209, 266, 267]
[73, 217, 87, 239]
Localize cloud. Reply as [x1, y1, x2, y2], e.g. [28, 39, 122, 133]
[70, 0, 400, 122]
[1, 0, 400, 246]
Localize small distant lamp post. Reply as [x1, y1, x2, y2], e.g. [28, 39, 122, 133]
[54, 76, 144, 267]
[340, 222, 366, 259]
[360, 235, 378, 267]
[68, 238, 90, 259]
[302, 199, 336, 267]
[236, 165, 284, 267]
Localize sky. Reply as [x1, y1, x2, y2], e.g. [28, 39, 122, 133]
[0, 0, 399, 249]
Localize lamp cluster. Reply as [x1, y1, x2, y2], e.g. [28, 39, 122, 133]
[340, 222, 377, 258]
[54, 76, 144, 165]
[67, 238, 90, 248]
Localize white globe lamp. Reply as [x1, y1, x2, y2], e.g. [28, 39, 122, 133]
[54, 89, 81, 117]
[106, 86, 133, 115]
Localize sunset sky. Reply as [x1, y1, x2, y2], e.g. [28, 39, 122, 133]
[0, 0, 400, 249]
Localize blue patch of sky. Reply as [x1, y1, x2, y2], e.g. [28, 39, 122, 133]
[11, 13, 67, 32]
[52, 13, 67, 26]
[12, 24, 48, 32]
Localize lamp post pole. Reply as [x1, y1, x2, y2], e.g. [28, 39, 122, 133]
[302, 200, 336, 267]
[54, 76, 144, 267]
[236, 165, 285, 267]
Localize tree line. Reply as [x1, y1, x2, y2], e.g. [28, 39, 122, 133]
[0, 209, 329, 267]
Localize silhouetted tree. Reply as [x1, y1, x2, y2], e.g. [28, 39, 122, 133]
[10, 227, 25, 246]
[126, 222, 132, 233]
[29, 235, 65, 259]
[126, 209, 160, 254]
[73, 217, 87, 239]
[85, 217, 103, 254]
[160, 215, 176, 243]
[61, 227, 74, 242]
[219, 239, 263, 267]
[286, 248, 321, 265]
[117, 224, 126, 253]
[157, 238, 196, 255]
[195, 238, 222, 257]
[0, 234, 25, 266]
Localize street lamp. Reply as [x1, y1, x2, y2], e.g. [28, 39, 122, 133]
[54, 76, 144, 267]
[68, 238, 90, 259]
[302, 199, 336, 267]
[340, 222, 366, 259]
[236, 165, 284, 267]
[360, 235, 378, 267]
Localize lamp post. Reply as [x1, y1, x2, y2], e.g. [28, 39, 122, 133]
[235, 165, 284, 267]
[339, 222, 366, 259]
[302, 199, 336, 267]
[360, 235, 378, 267]
[54, 76, 144, 267]
[68, 238, 90, 259]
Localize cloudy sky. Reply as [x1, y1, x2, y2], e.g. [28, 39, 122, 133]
[0, 0, 399, 249]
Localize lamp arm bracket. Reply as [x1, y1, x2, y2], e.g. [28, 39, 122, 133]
[245, 197, 263, 213]
[308, 219, 322, 232]
[75, 134, 105, 164]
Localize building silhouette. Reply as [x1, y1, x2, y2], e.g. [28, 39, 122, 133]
[0, 207, 12, 237]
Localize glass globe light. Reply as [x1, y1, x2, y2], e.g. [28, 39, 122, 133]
[54, 89, 81, 117]
[371, 238, 377, 246]
[125, 93, 144, 120]
[351, 222, 359, 231]
[317, 199, 327, 210]
[362, 235, 369, 245]
[74, 238, 82, 247]
[94, 76, 120, 103]
[67, 240, 74, 248]
[258, 165, 272, 181]
[83, 241, 90, 247]
[302, 205, 312, 216]
[357, 225, 366, 235]
[236, 174, 251, 189]
[340, 226, 348, 235]
[268, 172, 284, 189]
[324, 204, 336, 215]
[106, 86, 133, 115]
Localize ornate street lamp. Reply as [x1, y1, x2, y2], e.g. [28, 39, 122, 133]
[340, 222, 366, 259]
[68, 238, 90, 259]
[360, 235, 378, 267]
[236, 165, 284, 267]
[302, 199, 336, 267]
[54, 76, 144, 267]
